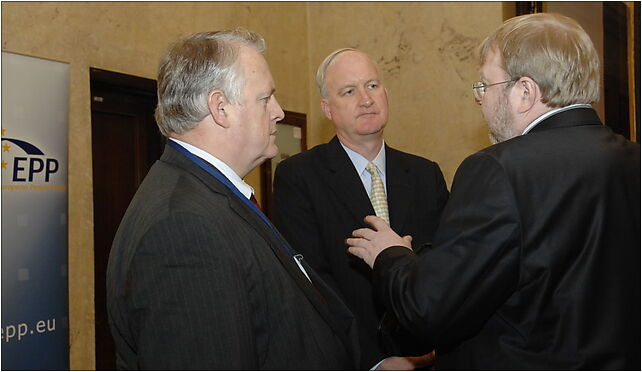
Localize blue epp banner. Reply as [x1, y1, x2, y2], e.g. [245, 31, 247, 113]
[1, 52, 70, 370]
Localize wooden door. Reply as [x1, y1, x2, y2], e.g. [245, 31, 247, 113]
[90, 68, 162, 370]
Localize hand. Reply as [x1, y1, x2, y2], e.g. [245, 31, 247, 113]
[376, 351, 435, 370]
[346, 215, 412, 268]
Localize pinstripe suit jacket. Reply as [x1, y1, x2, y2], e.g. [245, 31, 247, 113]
[106, 144, 360, 370]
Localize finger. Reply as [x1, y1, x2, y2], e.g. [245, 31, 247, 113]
[401, 235, 413, 250]
[363, 215, 389, 231]
[351, 227, 375, 239]
[347, 246, 366, 260]
[345, 237, 369, 248]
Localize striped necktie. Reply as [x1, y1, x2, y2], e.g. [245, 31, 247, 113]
[365, 162, 389, 224]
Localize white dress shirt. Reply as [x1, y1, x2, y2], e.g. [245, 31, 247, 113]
[340, 141, 387, 196]
[169, 138, 255, 199]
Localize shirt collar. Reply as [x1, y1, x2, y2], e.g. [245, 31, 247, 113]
[169, 138, 254, 199]
[340, 140, 386, 176]
[522, 103, 592, 135]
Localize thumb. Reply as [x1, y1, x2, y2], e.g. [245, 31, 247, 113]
[402, 235, 413, 249]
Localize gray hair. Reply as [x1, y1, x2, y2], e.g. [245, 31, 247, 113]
[479, 13, 600, 107]
[316, 47, 358, 98]
[155, 29, 266, 137]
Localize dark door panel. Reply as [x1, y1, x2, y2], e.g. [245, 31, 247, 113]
[90, 69, 161, 370]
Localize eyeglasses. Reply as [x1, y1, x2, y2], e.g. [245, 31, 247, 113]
[472, 79, 518, 101]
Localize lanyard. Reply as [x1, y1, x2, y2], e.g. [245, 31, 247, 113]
[167, 140, 297, 257]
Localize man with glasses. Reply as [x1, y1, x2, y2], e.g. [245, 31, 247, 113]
[347, 13, 640, 369]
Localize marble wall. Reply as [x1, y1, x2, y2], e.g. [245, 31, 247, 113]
[2, 2, 502, 368]
[2, 2, 310, 368]
[307, 2, 503, 183]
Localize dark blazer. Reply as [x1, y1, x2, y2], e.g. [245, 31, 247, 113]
[272, 136, 449, 368]
[373, 108, 641, 369]
[106, 143, 360, 370]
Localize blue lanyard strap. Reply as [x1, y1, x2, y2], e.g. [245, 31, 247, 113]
[167, 140, 296, 256]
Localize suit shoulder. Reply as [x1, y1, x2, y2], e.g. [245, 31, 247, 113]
[139, 161, 228, 214]
[387, 146, 440, 169]
[275, 142, 329, 172]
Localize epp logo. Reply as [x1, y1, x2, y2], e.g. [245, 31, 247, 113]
[2, 130, 60, 183]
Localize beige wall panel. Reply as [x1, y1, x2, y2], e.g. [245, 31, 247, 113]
[307, 2, 504, 184]
[2, 2, 307, 369]
[238, 3, 310, 201]
[0, 1, 625, 369]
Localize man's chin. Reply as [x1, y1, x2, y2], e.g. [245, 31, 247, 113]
[265, 145, 279, 160]
[357, 121, 386, 135]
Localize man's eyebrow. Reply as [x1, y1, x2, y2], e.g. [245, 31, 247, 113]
[336, 83, 356, 92]
[259, 88, 276, 99]
[339, 83, 356, 89]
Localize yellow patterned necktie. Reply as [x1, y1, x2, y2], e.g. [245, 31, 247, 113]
[365, 162, 390, 224]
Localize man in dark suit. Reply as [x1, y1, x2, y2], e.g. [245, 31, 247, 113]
[348, 13, 640, 369]
[272, 48, 449, 368]
[106, 30, 361, 370]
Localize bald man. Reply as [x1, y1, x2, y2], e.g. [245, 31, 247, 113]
[272, 48, 448, 368]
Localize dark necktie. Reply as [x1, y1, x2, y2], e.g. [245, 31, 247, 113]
[250, 193, 261, 212]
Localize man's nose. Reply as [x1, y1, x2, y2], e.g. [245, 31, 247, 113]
[271, 96, 285, 122]
[359, 90, 374, 106]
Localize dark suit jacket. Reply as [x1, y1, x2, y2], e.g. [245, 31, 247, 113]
[106, 143, 360, 370]
[373, 108, 641, 369]
[272, 136, 449, 367]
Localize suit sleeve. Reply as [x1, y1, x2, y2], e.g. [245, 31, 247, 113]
[373, 153, 521, 350]
[433, 162, 449, 210]
[127, 212, 258, 370]
[272, 161, 343, 294]
[424, 161, 449, 240]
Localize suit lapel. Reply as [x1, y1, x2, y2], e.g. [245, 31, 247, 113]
[322, 137, 375, 222]
[322, 138, 415, 232]
[385, 146, 414, 232]
[226, 192, 358, 366]
[161, 144, 357, 364]
[165, 145, 319, 288]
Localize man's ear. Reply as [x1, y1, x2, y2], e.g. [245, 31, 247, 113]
[208, 90, 231, 128]
[320, 99, 332, 121]
[514, 77, 540, 114]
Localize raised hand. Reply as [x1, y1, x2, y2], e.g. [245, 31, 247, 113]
[346, 215, 412, 268]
